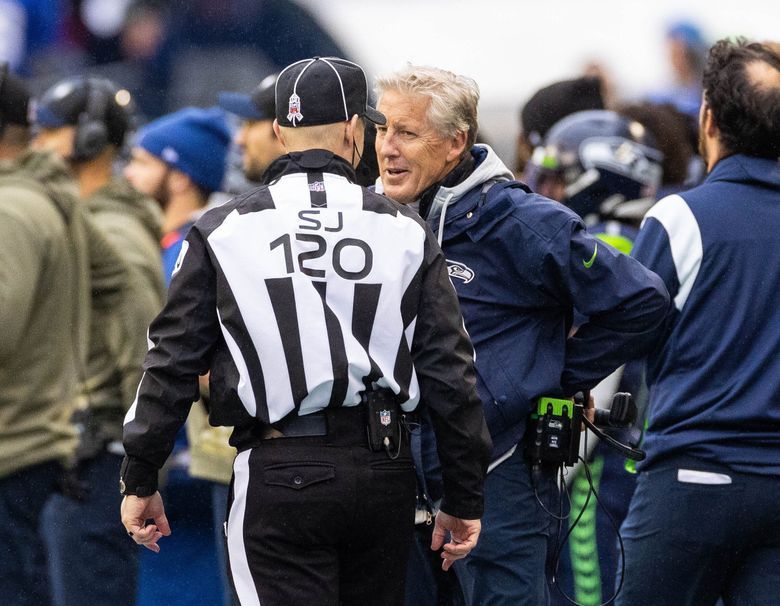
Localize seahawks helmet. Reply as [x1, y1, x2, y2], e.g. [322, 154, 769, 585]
[524, 110, 663, 222]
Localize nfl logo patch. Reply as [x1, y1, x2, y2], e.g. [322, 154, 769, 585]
[379, 409, 392, 427]
[287, 93, 303, 125]
[308, 181, 325, 192]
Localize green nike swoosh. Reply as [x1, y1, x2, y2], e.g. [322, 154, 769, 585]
[583, 244, 598, 268]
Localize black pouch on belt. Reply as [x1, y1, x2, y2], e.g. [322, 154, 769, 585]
[364, 389, 401, 452]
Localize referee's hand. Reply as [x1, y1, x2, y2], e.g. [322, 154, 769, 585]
[121, 492, 171, 553]
[431, 511, 481, 571]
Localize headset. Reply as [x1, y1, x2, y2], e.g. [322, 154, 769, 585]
[72, 79, 110, 161]
[529, 391, 645, 606]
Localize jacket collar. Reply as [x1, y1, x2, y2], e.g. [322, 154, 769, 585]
[706, 154, 780, 190]
[427, 145, 514, 224]
[417, 153, 476, 219]
[264, 149, 357, 184]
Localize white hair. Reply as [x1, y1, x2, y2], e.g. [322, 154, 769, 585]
[375, 64, 480, 147]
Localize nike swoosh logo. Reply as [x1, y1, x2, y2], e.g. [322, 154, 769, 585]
[583, 244, 598, 268]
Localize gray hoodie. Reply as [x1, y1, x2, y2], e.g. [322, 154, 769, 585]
[377, 144, 514, 243]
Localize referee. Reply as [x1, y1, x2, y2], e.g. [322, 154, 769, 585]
[120, 56, 492, 606]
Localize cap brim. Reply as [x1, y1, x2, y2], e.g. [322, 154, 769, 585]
[364, 105, 386, 126]
[34, 104, 68, 128]
[217, 92, 267, 121]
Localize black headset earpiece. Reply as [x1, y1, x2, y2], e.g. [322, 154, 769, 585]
[73, 79, 109, 161]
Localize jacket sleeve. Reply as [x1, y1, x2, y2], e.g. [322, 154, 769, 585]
[631, 215, 682, 309]
[550, 218, 671, 394]
[121, 226, 220, 495]
[93, 212, 166, 410]
[410, 227, 492, 520]
[84, 213, 130, 311]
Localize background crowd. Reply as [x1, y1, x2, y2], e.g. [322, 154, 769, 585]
[0, 1, 778, 605]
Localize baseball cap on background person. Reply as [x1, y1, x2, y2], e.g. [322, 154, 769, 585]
[217, 73, 276, 121]
[275, 56, 386, 127]
[0, 63, 31, 129]
[217, 73, 286, 186]
[136, 106, 231, 193]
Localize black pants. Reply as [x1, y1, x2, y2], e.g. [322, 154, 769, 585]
[226, 412, 416, 606]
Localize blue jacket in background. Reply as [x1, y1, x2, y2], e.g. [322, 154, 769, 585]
[631, 154, 780, 475]
[391, 145, 670, 460]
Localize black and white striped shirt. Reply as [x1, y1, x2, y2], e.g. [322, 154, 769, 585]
[122, 150, 490, 518]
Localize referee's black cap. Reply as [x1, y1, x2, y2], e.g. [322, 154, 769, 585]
[275, 56, 385, 128]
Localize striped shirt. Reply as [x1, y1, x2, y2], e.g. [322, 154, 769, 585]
[122, 150, 491, 517]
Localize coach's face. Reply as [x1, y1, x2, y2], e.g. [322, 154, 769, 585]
[376, 90, 466, 205]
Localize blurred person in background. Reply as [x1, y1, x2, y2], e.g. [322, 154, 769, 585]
[375, 64, 670, 606]
[514, 75, 605, 175]
[616, 100, 703, 196]
[647, 20, 708, 118]
[32, 74, 165, 606]
[0, 0, 65, 72]
[0, 65, 127, 605]
[0, 65, 85, 606]
[124, 105, 230, 284]
[218, 72, 285, 183]
[618, 38, 780, 606]
[524, 109, 664, 606]
[124, 105, 231, 606]
[117, 0, 349, 118]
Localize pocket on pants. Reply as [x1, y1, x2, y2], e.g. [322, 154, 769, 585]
[667, 472, 742, 551]
[369, 457, 413, 472]
[263, 462, 335, 490]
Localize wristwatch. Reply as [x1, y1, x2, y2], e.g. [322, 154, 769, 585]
[119, 456, 158, 496]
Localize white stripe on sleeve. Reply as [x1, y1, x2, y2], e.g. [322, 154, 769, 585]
[643, 194, 703, 311]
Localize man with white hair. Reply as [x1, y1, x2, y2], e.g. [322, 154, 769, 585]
[374, 65, 670, 606]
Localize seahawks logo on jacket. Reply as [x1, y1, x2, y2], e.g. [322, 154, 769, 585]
[446, 260, 475, 284]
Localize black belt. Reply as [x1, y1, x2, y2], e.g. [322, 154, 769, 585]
[272, 410, 330, 437]
[266, 403, 418, 442]
[267, 405, 372, 441]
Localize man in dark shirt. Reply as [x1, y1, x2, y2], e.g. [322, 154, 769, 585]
[618, 38, 780, 606]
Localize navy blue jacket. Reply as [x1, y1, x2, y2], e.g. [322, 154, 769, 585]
[632, 154, 780, 475]
[393, 146, 670, 459]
